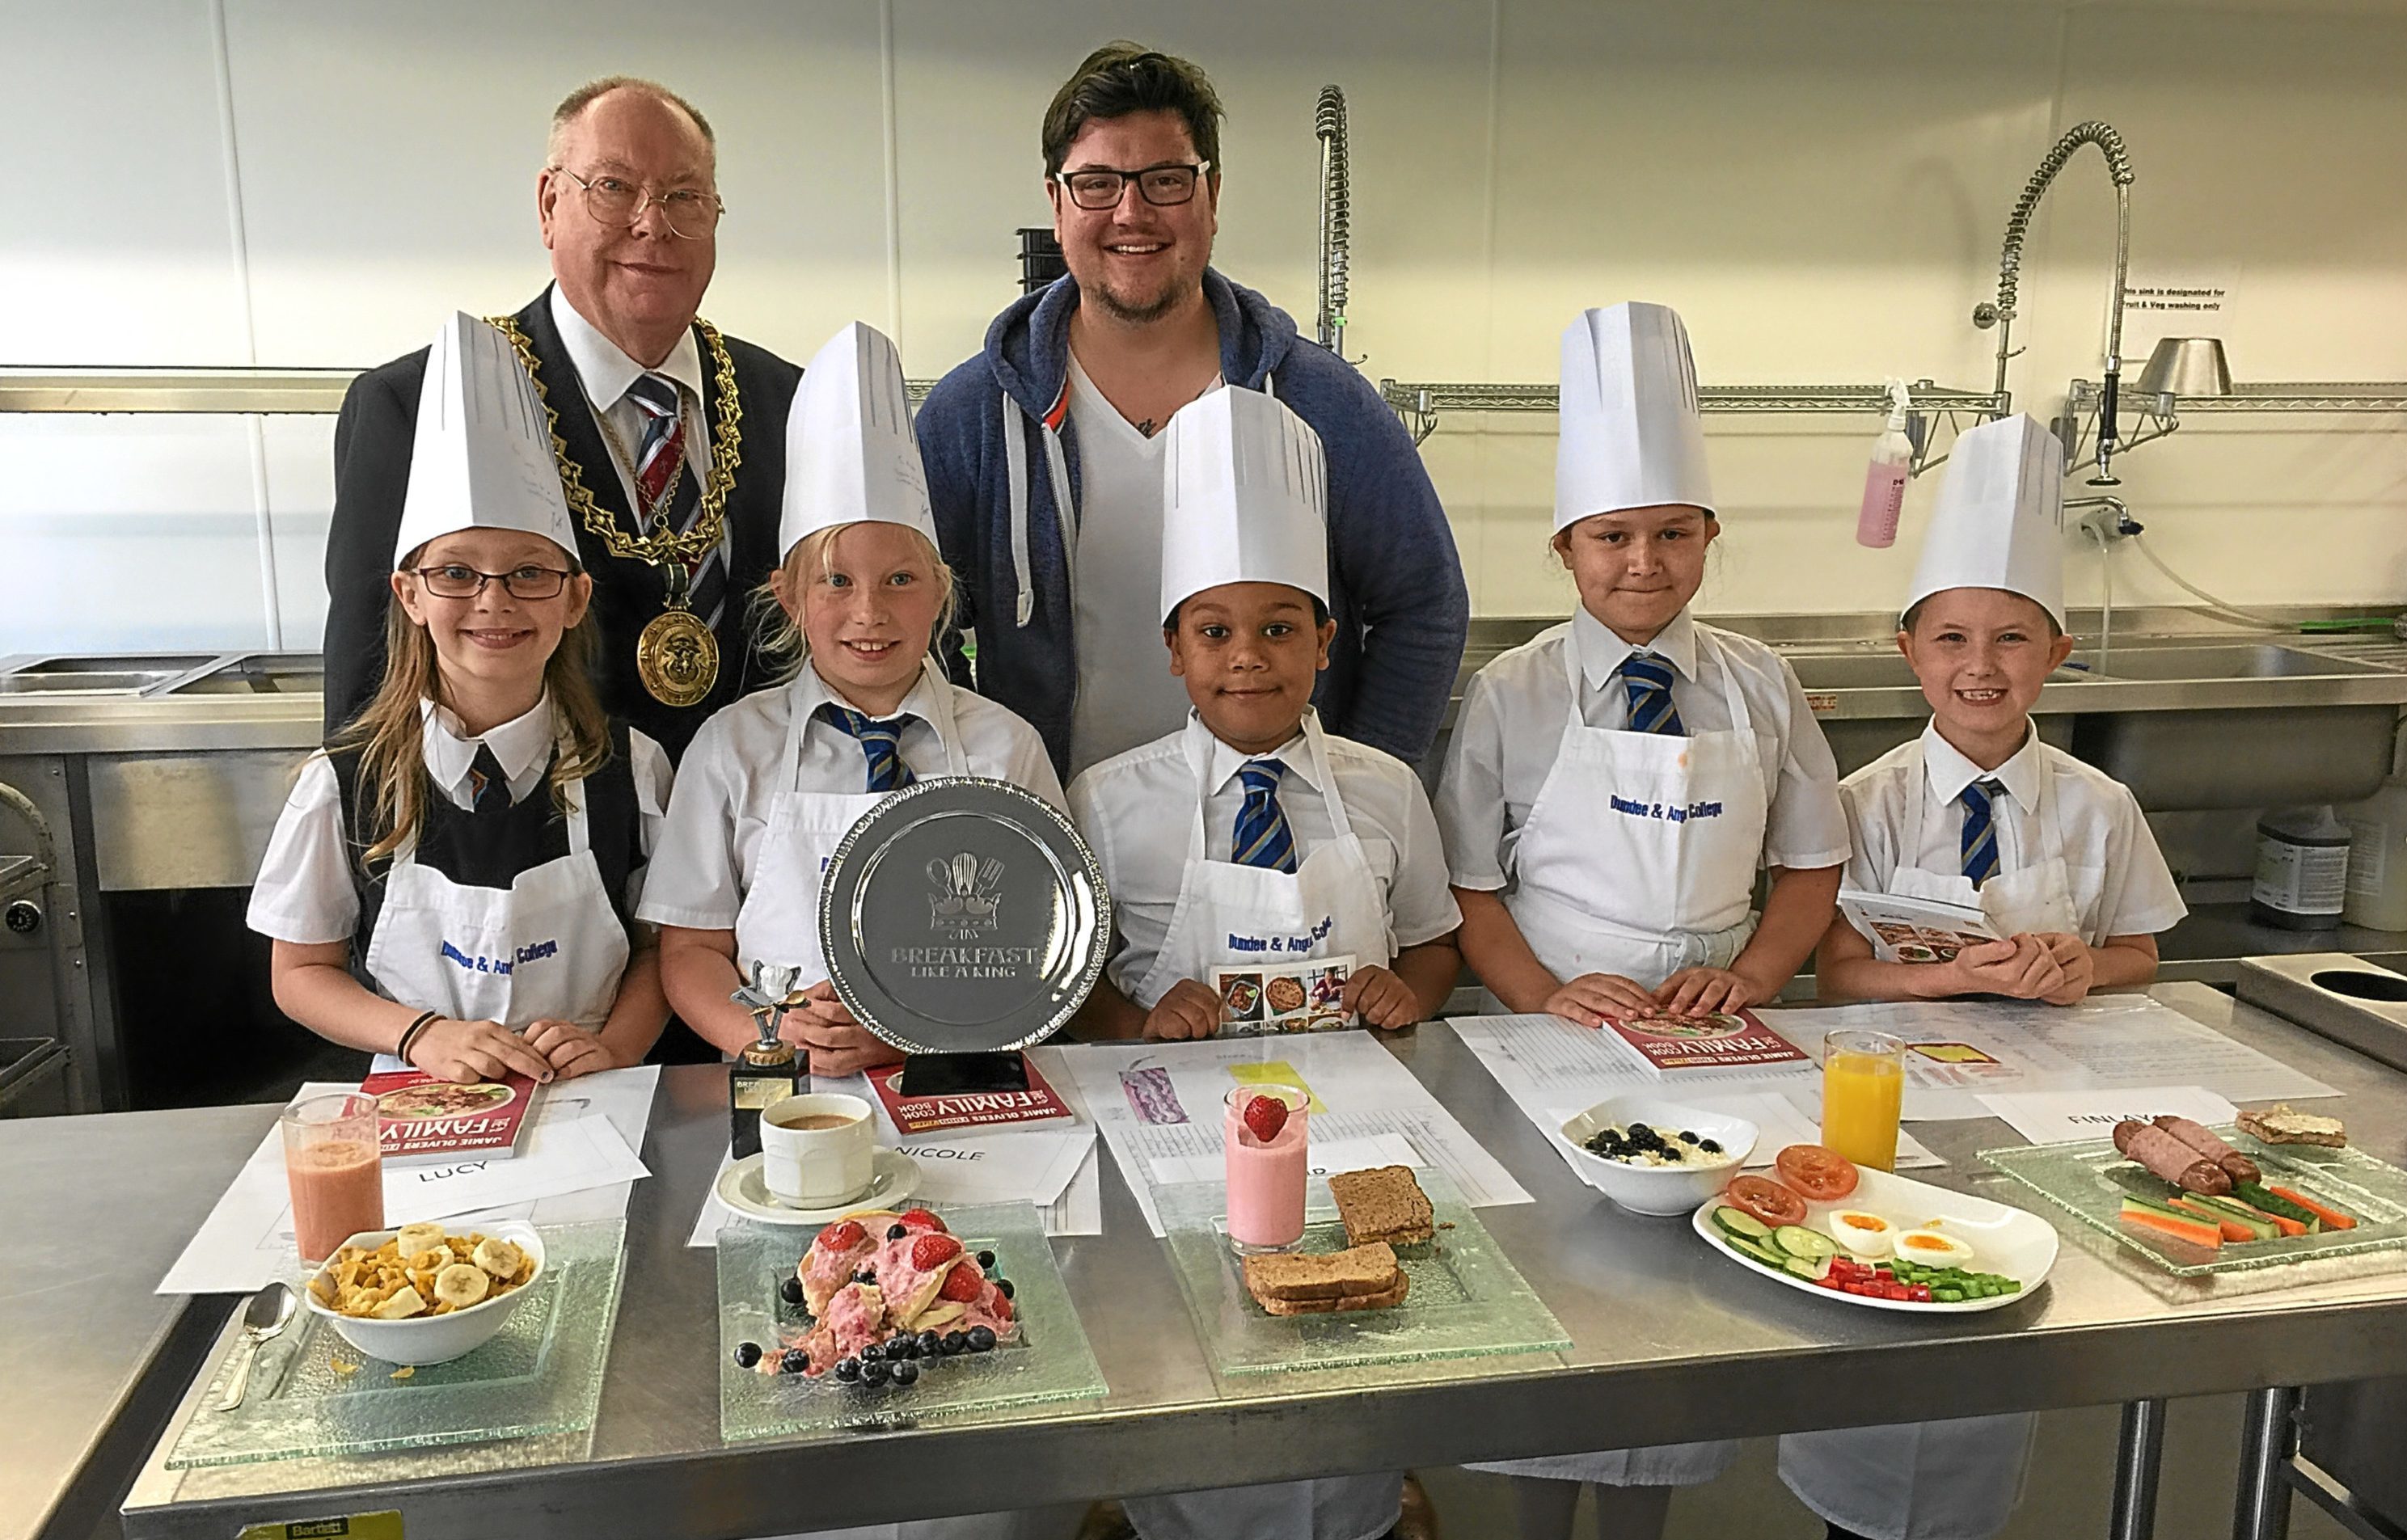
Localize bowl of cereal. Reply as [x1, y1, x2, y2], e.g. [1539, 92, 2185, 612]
[302, 1220, 545, 1365]
[1560, 1096, 1758, 1216]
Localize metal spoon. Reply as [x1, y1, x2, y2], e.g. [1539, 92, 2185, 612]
[216, 1281, 297, 1411]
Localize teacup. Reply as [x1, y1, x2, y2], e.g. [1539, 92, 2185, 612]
[758, 1092, 876, 1209]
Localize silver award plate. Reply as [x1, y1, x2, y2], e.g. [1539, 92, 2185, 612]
[817, 778, 1112, 1055]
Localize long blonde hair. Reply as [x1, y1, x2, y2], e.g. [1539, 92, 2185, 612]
[748, 523, 959, 686]
[329, 597, 612, 865]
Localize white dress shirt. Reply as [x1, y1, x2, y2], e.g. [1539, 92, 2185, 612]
[1841, 721, 2188, 942]
[549, 285, 734, 567]
[637, 663, 1065, 932]
[1070, 715, 1463, 1002]
[1438, 605, 1852, 889]
[247, 694, 673, 944]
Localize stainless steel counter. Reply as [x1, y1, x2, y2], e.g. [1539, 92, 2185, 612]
[90, 984, 2407, 1540]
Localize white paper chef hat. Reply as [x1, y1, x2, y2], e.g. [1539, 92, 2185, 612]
[779, 322, 935, 559]
[393, 313, 580, 567]
[1159, 387, 1329, 623]
[1903, 413, 2066, 626]
[1553, 302, 1716, 533]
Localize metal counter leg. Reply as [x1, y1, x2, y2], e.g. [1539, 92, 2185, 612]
[2234, 1386, 2300, 1540]
[2110, 1398, 2167, 1540]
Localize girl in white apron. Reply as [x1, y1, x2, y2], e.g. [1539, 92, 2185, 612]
[1070, 390, 1462, 1540]
[250, 314, 670, 1083]
[1788, 416, 2184, 1540]
[1435, 306, 1849, 1540]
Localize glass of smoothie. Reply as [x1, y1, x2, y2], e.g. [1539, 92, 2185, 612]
[1223, 1082, 1309, 1253]
[283, 1092, 385, 1264]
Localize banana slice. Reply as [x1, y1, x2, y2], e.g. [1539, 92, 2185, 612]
[395, 1222, 448, 1259]
[371, 1285, 427, 1320]
[471, 1237, 523, 1279]
[433, 1264, 490, 1308]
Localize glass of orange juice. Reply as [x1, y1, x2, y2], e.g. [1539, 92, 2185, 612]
[1821, 1030, 1906, 1171]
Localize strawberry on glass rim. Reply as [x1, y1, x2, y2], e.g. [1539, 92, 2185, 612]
[1241, 1090, 1291, 1145]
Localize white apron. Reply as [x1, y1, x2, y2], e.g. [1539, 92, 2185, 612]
[1122, 713, 1404, 1540]
[1776, 739, 2063, 1540]
[1472, 627, 1763, 1488]
[362, 749, 627, 1030]
[733, 661, 969, 989]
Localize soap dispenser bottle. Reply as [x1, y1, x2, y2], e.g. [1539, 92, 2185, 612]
[1856, 379, 1914, 549]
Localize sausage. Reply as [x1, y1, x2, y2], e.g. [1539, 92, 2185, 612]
[2152, 1115, 2261, 1184]
[2114, 1119, 2233, 1195]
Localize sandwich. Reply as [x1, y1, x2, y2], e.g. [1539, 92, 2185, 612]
[2236, 1104, 2347, 1149]
[1243, 1243, 1406, 1315]
[1328, 1164, 1434, 1247]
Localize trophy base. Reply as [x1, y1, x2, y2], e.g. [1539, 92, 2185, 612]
[897, 1051, 1031, 1096]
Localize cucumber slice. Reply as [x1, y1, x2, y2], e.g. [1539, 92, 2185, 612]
[1774, 1226, 1837, 1261]
[1784, 1252, 1832, 1281]
[1725, 1235, 1785, 1268]
[1714, 1207, 1774, 1241]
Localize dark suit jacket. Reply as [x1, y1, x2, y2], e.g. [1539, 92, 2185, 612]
[323, 288, 801, 761]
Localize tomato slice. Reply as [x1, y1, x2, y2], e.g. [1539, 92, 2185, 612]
[1725, 1174, 1809, 1228]
[1776, 1144, 1861, 1202]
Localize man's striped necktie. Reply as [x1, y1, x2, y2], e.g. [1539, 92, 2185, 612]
[626, 373, 727, 630]
[1231, 759, 1298, 874]
[1619, 652, 1686, 736]
[1960, 778, 2005, 887]
[818, 705, 917, 793]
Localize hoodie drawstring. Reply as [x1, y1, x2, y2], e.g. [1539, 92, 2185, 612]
[1003, 389, 1034, 627]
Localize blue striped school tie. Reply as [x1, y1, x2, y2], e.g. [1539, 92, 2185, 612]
[626, 373, 726, 629]
[1619, 652, 1686, 736]
[1231, 759, 1298, 874]
[1960, 778, 2004, 887]
[818, 705, 917, 792]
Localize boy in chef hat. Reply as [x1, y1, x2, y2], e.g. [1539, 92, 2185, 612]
[1442, 302, 1852, 1539]
[1782, 412, 2184, 1540]
[251, 312, 671, 1083]
[643, 322, 1062, 1080]
[1069, 384, 1460, 1540]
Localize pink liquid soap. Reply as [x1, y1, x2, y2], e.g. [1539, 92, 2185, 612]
[1224, 1086, 1308, 1252]
[1856, 456, 1909, 548]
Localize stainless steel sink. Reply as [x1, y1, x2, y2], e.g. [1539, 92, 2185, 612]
[0, 654, 218, 696]
[2077, 643, 2392, 681]
[164, 653, 326, 695]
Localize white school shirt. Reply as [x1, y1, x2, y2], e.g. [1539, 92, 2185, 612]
[247, 694, 674, 944]
[1437, 605, 1851, 891]
[1841, 721, 2187, 942]
[1062, 351, 1223, 779]
[1069, 715, 1463, 1002]
[549, 285, 734, 569]
[636, 663, 1065, 931]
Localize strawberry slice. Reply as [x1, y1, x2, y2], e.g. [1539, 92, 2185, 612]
[938, 1260, 984, 1302]
[1242, 1091, 1290, 1144]
[817, 1220, 868, 1251]
[897, 1209, 948, 1234]
[910, 1233, 965, 1271]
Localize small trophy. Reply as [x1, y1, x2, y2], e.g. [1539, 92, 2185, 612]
[727, 961, 803, 1159]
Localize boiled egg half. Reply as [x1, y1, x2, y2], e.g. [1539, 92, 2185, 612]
[1826, 1210, 1895, 1259]
[1893, 1228, 1978, 1266]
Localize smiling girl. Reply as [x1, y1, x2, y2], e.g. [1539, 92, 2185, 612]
[640, 325, 1059, 1076]
[250, 315, 672, 1084]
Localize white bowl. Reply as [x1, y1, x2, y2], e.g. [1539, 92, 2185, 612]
[1560, 1095, 1759, 1216]
[302, 1220, 546, 1367]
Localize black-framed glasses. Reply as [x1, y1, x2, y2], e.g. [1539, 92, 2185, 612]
[548, 166, 724, 238]
[1053, 160, 1213, 211]
[413, 563, 574, 601]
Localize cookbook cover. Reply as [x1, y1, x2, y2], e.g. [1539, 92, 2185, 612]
[868, 1056, 1075, 1135]
[360, 1069, 541, 1163]
[1601, 1006, 1809, 1072]
[1211, 953, 1355, 1036]
[1839, 888, 2001, 964]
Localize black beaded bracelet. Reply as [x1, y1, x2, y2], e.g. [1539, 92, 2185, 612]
[395, 1010, 441, 1065]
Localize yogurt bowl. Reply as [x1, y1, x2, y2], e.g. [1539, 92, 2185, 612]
[302, 1220, 546, 1366]
[1560, 1096, 1759, 1217]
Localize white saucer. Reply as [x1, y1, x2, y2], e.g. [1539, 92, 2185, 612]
[716, 1149, 922, 1225]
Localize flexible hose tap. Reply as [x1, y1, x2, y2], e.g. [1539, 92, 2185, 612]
[1315, 85, 1351, 357]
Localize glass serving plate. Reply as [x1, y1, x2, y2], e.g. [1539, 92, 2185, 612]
[1155, 1167, 1569, 1378]
[1981, 1129, 2407, 1277]
[716, 1199, 1104, 1441]
[167, 1219, 627, 1468]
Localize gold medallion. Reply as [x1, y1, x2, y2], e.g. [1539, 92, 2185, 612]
[636, 607, 720, 707]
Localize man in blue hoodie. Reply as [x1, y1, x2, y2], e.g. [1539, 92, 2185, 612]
[915, 42, 1469, 781]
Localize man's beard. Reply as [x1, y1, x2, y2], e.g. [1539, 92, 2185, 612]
[1089, 270, 1188, 327]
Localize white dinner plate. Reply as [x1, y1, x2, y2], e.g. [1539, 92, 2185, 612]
[1691, 1163, 2059, 1314]
[715, 1148, 922, 1225]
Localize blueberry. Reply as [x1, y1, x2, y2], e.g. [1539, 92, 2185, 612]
[892, 1335, 920, 1361]
[966, 1325, 997, 1352]
[858, 1340, 883, 1362]
[860, 1359, 890, 1386]
[886, 1224, 907, 1241]
[918, 1330, 943, 1356]
[941, 1331, 968, 1355]
[733, 1340, 762, 1369]
[997, 1279, 1015, 1301]
[976, 1250, 997, 1268]
[1657, 1144, 1683, 1162]
[1628, 1122, 1653, 1140]
[834, 1356, 861, 1382]
[1699, 1137, 1723, 1154]
[853, 1268, 876, 1284]
[781, 1348, 809, 1374]
[779, 1276, 804, 1306]
[892, 1359, 919, 1386]
[1679, 1129, 1700, 1145]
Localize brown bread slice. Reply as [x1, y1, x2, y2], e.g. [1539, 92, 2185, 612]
[2236, 1104, 2347, 1148]
[1328, 1165, 1434, 1246]
[1258, 1272, 1410, 1314]
[1243, 1243, 1399, 1302]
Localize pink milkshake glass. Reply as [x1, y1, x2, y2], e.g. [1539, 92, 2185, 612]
[282, 1092, 385, 1264]
[1224, 1083, 1309, 1253]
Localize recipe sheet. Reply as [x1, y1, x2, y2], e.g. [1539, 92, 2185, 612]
[1052, 1032, 1531, 1237]
[1974, 1085, 2240, 1147]
[1449, 1012, 1821, 1115]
